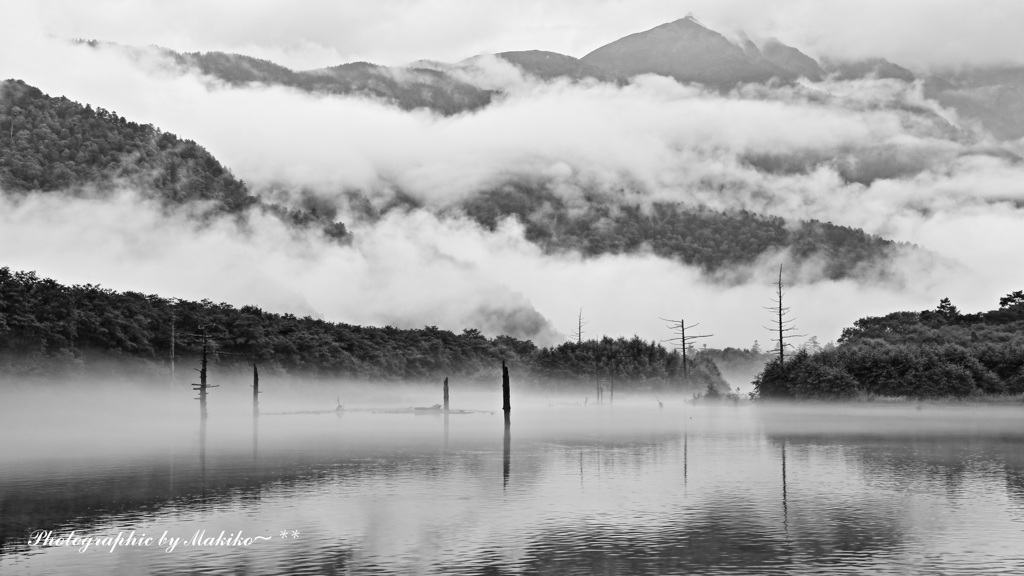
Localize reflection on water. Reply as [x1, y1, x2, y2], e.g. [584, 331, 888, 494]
[781, 440, 788, 538]
[1, 400, 1023, 575]
[503, 418, 511, 490]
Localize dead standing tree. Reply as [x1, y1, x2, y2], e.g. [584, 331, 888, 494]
[570, 308, 589, 344]
[217, 347, 260, 418]
[660, 317, 713, 386]
[570, 308, 603, 402]
[178, 326, 219, 419]
[764, 265, 805, 365]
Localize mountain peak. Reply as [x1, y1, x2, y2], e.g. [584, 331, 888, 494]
[581, 17, 793, 88]
[680, 13, 705, 27]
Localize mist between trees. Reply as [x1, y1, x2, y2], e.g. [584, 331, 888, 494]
[0, 267, 732, 392]
[10, 262, 1017, 401]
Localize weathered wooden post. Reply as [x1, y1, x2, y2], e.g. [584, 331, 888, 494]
[443, 376, 449, 413]
[610, 380, 614, 405]
[252, 363, 260, 418]
[681, 319, 688, 382]
[502, 361, 511, 425]
[193, 333, 209, 419]
[170, 310, 175, 391]
[191, 328, 218, 419]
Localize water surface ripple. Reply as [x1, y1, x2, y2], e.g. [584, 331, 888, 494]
[2, 402, 1022, 575]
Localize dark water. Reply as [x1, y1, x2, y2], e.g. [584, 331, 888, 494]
[2, 393, 1023, 575]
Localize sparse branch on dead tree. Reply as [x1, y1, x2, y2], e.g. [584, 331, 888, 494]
[570, 308, 589, 344]
[763, 265, 806, 364]
[659, 316, 713, 382]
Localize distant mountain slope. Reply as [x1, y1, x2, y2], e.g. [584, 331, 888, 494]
[166, 50, 300, 85]
[820, 57, 916, 82]
[0, 79, 347, 236]
[924, 66, 1024, 140]
[457, 184, 911, 281]
[580, 16, 795, 88]
[302, 61, 493, 115]
[138, 46, 495, 115]
[83, 26, 1024, 142]
[760, 39, 825, 81]
[495, 50, 613, 82]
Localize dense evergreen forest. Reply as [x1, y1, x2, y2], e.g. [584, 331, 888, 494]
[0, 79, 251, 205]
[0, 79, 347, 238]
[460, 185, 909, 279]
[0, 267, 725, 390]
[753, 293, 1024, 399]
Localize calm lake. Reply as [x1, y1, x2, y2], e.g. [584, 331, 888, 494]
[1, 385, 1022, 575]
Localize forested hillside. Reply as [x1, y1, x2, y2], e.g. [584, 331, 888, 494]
[0, 79, 251, 208]
[0, 267, 725, 389]
[753, 294, 1024, 399]
[0, 79, 347, 237]
[461, 186, 906, 278]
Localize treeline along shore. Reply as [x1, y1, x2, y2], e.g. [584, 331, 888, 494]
[0, 267, 725, 389]
[4, 267, 1023, 401]
[754, 294, 1024, 400]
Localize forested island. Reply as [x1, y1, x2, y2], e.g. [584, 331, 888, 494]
[753, 294, 1024, 399]
[0, 267, 725, 391]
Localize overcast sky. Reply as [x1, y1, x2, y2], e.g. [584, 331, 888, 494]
[21, 0, 1024, 70]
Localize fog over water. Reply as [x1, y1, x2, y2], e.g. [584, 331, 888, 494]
[2, 378, 1023, 574]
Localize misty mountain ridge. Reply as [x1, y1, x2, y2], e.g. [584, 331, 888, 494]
[922, 66, 1024, 141]
[0, 76, 938, 284]
[579, 16, 797, 89]
[14, 22, 1019, 290]
[492, 51, 614, 83]
[0, 79, 348, 239]
[759, 38, 825, 81]
[82, 41, 496, 116]
[455, 183, 914, 283]
[326, 179, 926, 284]
[75, 18, 1024, 139]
